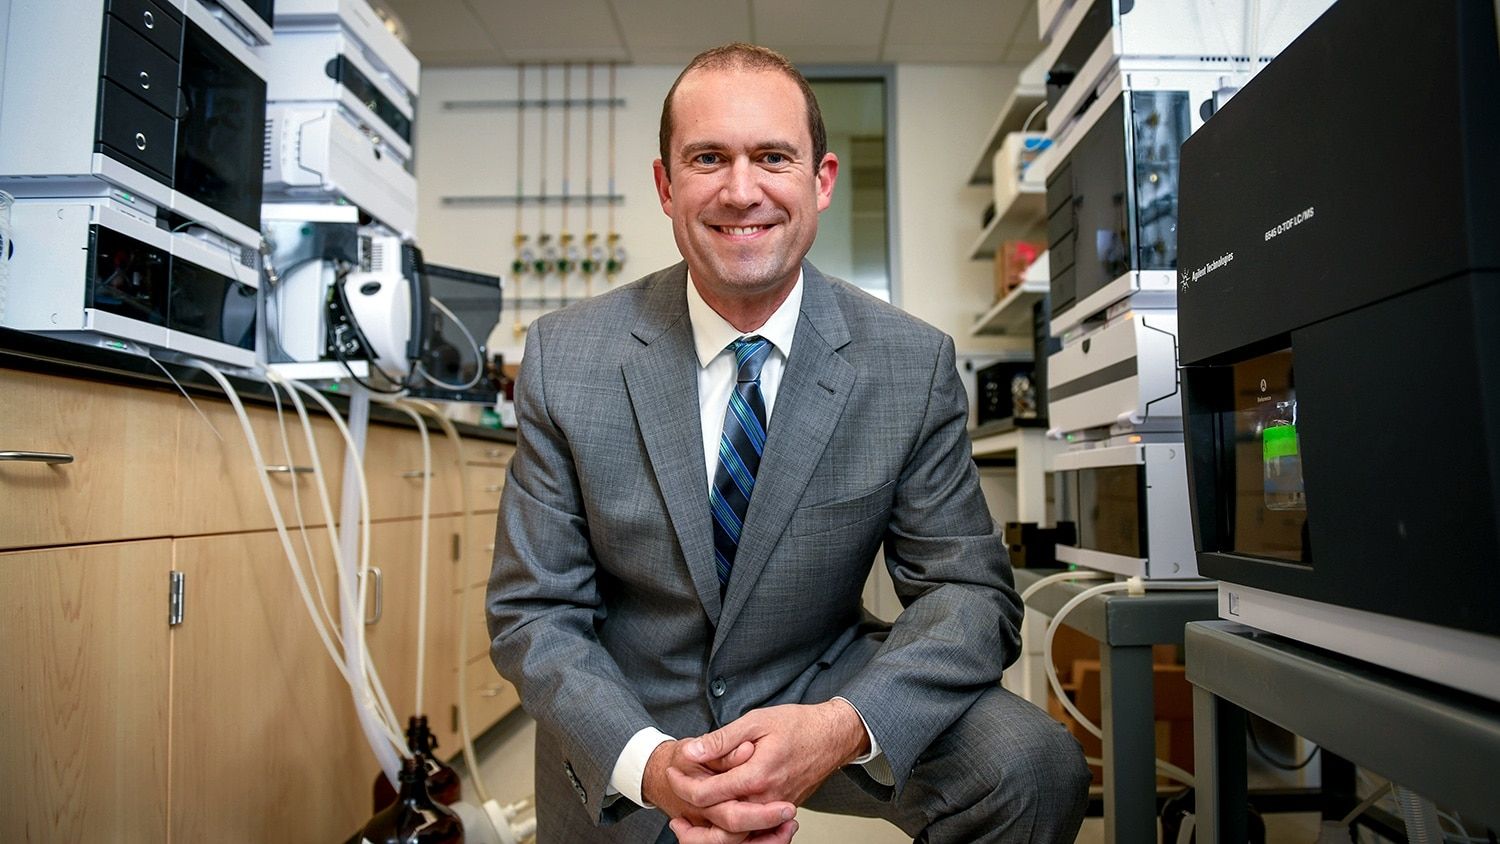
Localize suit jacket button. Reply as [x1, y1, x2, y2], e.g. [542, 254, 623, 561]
[710, 677, 727, 698]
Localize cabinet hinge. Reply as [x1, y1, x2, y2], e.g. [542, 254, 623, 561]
[452, 532, 461, 562]
[451, 704, 460, 734]
[169, 571, 185, 626]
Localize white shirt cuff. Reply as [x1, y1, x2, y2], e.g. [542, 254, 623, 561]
[833, 695, 882, 764]
[607, 727, 675, 808]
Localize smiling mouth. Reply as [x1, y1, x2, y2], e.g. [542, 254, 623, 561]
[713, 225, 774, 236]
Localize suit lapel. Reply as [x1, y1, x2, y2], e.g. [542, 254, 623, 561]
[713, 265, 854, 653]
[622, 266, 722, 623]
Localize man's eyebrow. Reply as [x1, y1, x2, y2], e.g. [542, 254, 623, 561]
[678, 140, 803, 158]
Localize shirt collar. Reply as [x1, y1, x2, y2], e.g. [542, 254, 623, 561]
[686, 270, 803, 369]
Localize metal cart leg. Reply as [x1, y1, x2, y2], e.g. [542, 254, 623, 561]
[1193, 685, 1248, 844]
[1101, 643, 1157, 844]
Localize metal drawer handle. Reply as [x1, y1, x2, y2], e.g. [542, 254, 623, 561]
[478, 684, 504, 698]
[362, 566, 383, 625]
[483, 484, 503, 493]
[143, 10, 154, 28]
[139, 71, 150, 90]
[401, 469, 434, 478]
[0, 451, 75, 464]
[264, 464, 314, 475]
[485, 448, 507, 459]
[135, 132, 147, 151]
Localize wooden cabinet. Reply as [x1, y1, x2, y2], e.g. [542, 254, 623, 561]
[0, 370, 179, 550]
[2, 362, 519, 840]
[171, 530, 371, 841]
[0, 540, 172, 842]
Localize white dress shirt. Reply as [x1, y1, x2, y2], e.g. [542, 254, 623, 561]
[606, 272, 884, 808]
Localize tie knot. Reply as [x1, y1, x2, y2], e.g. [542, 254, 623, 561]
[729, 336, 773, 383]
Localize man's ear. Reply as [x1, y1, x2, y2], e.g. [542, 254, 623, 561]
[653, 158, 673, 217]
[815, 152, 840, 213]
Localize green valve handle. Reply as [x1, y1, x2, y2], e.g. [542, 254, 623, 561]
[1263, 424, 1299, 460]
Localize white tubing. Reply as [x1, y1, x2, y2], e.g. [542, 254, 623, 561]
[266, 380, 341, 639]
[1042, 581, 1133, 739]
[1034, 576, 1215, 788]
[1020, 569, 1110, 604]
[277, 375, 410, 753]
[187, 362, 404, 768]
[401, 399, 493, 806]
[377, 399, 434, 715]
[285, 379, 407, 782]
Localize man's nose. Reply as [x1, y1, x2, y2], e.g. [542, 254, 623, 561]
[719, 158, 763, 208]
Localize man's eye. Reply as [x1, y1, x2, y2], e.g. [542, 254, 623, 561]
[764, 153, 787, 165]
[694, 153, 721, 166]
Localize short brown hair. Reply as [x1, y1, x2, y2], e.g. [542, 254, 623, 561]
[658, 43, 828, 179]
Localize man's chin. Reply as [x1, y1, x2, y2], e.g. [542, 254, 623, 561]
[703, 262, 796, 296]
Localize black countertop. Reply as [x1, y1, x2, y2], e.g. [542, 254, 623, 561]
[0, 327, 516, 443]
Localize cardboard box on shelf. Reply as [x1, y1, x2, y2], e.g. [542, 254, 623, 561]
[995, 239, 1045, 300]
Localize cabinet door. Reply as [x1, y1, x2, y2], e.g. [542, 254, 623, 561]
[0, 370, 178, 549]
[0, 540, 172, 842]
[174, 397, 345, 537]
[171, 530, 371, 840]
[363, 518, 472, 728]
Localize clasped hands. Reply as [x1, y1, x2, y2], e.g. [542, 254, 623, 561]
[643, 700, 871, 844]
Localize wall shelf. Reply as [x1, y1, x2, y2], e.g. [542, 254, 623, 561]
[971, 275, 1049, 337]
[967, 84, 1047, 186]
[969, 185, 1046, 259]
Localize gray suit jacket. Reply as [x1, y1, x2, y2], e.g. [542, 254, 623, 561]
[487, 262, 1023, 841]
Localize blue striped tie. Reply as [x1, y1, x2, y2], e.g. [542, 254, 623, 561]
[710, 336, 773, 591]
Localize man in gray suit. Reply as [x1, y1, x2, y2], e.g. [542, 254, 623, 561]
[488, 43, 1090, 843]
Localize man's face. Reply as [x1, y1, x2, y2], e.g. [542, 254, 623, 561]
[653, 67, 838, 303]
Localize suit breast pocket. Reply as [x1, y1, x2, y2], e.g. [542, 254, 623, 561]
[789, 480, 895, 538]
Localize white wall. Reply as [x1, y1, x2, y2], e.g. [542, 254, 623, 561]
[893, 64, 1029, 356]
[414, 62, 1031, 364]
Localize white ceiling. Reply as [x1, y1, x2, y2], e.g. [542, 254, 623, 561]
[378, 0, 1042, 68]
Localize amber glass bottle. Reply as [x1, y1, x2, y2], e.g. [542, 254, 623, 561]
[358, 753, 464, 844]
[374, 716, 462, 810]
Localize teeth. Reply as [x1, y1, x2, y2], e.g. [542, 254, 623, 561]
[720, 225, 767, 235]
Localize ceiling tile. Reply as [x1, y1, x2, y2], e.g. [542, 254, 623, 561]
[881, 43, 1009, 63]
[884, 0, 1016, 50]
[754, 0, 886, 49]
[611, 0, 751, 52]
[465, 0, 627, 60]
[382, 0, 498, 57]
[358, 0, 1045, 69]
[419, 49, 508, 66]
